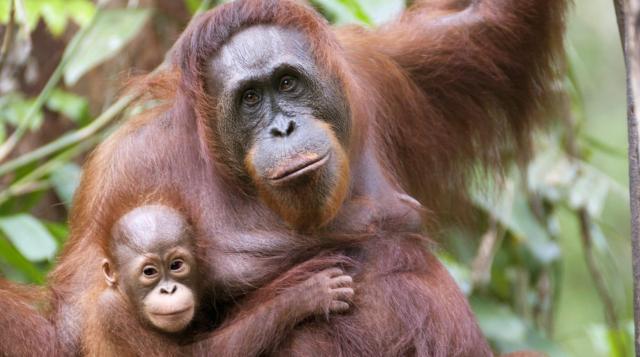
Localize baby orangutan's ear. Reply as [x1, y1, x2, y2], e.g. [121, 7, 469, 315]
[102, 258, 117, 287]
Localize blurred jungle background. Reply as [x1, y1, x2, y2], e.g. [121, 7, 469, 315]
[0, 0, 631, 356]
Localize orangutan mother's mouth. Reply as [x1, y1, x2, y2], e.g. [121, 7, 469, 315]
[269, 152, 330, 184]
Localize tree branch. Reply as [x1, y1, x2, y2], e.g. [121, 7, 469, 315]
[0, 0, 16, 75]
[612, 0, 640, 353]
[0, 0, 217, 175]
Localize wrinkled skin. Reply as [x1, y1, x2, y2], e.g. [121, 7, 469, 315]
[208, 26, 351, 231]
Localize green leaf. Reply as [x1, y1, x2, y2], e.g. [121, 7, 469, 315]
[23, 0, 45, 31]
[588, 324, 634, 357]
[438, 253, 472, 295]
[40, 1, 69, 37]
[43, 221, 69, 245]
[0, 214, 58, 262]
[47, 88, 91, 124]
[472, 297, 567, 356]
[311, 0, 369, 25]
[64, 8, 152, 86]
[67, 0, 96, 27]
[185, 0, 202, 14]
[527, 148, 577, 202]
[312, 0, 404, 25]
[338, 0, 372, 24]
[500, 327, 568, 357]
[473, 179, 560, 264]
[527, 148, 627, 219]
[588, 221, 609, 252]
[568, 167, 610, 218]
[17, 0, 96, 35]
[0, 237, 44, 283]
[50, 163, 82, 208]
[0, 93, 44, 130]
[357, 0, 405, 25]
[583, 135, 627, 159]
[0, 0, 10, 24]
[472, 298, 527, 343]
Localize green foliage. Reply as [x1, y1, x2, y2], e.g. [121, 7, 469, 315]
[0, 1, 632, 356]
[47, 89, 91, 125]
[588, 323, 634, 357]
[0, 214, 57, 262]
[311, 0, 404, 25]
[63, 9, 152, 86]
[0, 0, 152, 283]
[472, 297, 567, 356]
[50, 163, 81, 209]
[0, 93, 44, 132]
[0, 0, 96, 36]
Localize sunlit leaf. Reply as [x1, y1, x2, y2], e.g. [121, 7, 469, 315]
[50, 163, 82, 208]
[23, 0, 45, 31]
[10, 0, 95, 34]
[588, 324, 634, 357]
[338, 0, 371, 24]
[64, 8, 152, 86]
[0, 214, 58, 262]
[0, 0, 10, 24]
[311, 0, 369, 25]
[40, 1, 69, 37]
[67, 0, 96, 27]
[357, 0, 404, 25]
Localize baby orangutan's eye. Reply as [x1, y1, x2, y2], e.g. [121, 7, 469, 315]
[169, 259, 184, 272]
[142, 266, 158, 277]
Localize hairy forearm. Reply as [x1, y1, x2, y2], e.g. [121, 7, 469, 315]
[0, 287, 60, 356]
[338, 0, 568, 213]
[193, 293, 307, 357]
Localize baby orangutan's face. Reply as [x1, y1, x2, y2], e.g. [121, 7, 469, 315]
[103, 205, 199, 333]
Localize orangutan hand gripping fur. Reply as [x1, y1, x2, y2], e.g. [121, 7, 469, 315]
[0, 0, 567, 356]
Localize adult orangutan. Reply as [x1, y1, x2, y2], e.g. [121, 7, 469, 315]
[0, 0, 567, 356]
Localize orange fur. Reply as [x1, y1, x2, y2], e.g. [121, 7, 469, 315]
[0, 1, 568, 355]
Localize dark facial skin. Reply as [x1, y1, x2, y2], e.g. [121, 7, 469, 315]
[208, 25, 351, 230]
[102, 205, 198, 333]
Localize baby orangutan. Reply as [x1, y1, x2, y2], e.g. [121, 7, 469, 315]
[82, 204, 354, 356]
[101, 204, 199, 334]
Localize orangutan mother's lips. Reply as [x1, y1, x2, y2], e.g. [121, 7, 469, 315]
[268, 152, 330, 184]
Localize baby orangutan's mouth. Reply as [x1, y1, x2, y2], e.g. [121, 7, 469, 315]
[149, 304, 193, 317]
